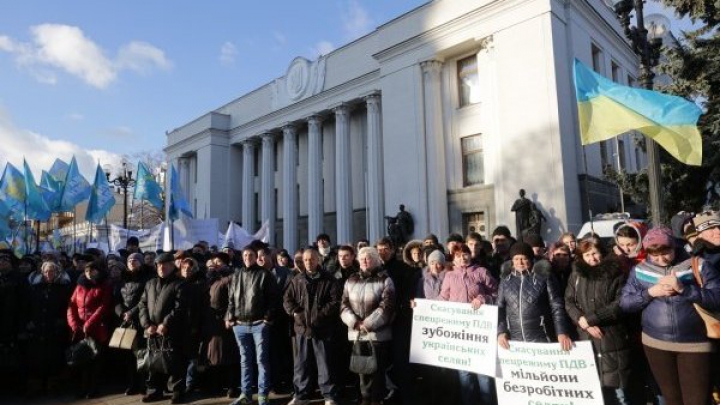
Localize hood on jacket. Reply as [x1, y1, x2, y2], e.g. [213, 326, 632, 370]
[402, 239, 424, 267]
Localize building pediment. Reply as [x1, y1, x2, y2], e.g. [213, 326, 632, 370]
[271, 56, 326, 110]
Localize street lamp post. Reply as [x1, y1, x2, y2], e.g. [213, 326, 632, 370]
[610, 0, 666, 225]
[105, 161, 136, 229]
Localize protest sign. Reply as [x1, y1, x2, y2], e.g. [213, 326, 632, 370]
[496, 340, 603, 405]
[409, 299, 498, 376]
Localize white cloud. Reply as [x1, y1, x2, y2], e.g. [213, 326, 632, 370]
[0, 106, 122, 180]
[273, 31, 287, 47]
[220, 41, 238, 66]
[116, 41, 172, 74]
[312, 41, 335, 57]
[0, 24, 172, 89]
[341, 0, 373, 40]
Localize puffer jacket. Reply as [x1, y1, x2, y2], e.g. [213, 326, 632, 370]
[620, 257, 720, 343]
[497, 260, 571, 342]
[67, 273, 113, 343]
[226, 264, 277, 323]
[114, 267, 153, 328]
[283, 270, 341, 339]
[340, 267, 395, 341]
[565, 259, 630, 388]
[139, 272, 185, 336]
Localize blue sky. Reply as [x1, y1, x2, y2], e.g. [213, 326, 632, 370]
[0, 0, 694, 179]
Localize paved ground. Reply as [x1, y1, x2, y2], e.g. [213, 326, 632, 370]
[0, 390, 308, 405]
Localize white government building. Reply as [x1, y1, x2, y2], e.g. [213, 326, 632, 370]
[165, 0, 649, 253]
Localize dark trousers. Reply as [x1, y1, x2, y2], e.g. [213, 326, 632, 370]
[357, 341, 389, 402]
[72, 349, 104, 395]
[644, 345, 710, 405]
[390, 320, 414, 405]
[270, 316, 293, 390]
[293, 335, 338, 400]
[146, 338, 186, 394]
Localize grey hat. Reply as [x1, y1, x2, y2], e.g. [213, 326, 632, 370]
[427, 250, 446, 266]
[155, 252, 175, 264]
[694, 211, 720, 233]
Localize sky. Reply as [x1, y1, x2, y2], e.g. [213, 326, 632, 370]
[0, 0, 696, 180]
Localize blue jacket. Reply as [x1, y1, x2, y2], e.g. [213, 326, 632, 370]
[620, 257, 720, 343]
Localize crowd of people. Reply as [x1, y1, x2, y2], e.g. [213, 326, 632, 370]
[0, 210, 719, 405]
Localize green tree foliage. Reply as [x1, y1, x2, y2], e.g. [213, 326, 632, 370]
[608, 0, 720, 218]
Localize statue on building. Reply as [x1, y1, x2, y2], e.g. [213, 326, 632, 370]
[525, 203, 546, 238]
[510, 189, 532, 242]
[386, 204, 414, 246]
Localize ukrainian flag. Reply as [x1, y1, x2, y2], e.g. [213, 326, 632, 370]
[573, 58, 703, 166]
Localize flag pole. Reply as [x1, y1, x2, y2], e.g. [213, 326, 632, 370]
[581, 145, 594, 235]
[72, 207, 77, 255]
[141, 201, 144, 230]
[24, 200, 29, 254]
[36, 221, 40, 253]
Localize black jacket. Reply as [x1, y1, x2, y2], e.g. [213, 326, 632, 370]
[181, 271, 208, 356]
[226, 265, 278, 323]
[565, 259, 631, 388]
[115, 267, 154, 328]
[283, 270, 341, 339]
[497, 260, 571, 342]
[139, 272, 185, 336]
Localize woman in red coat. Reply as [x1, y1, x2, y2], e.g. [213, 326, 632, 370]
[66, 261, 113, 398]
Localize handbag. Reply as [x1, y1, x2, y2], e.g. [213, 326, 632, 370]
[109, 323, 138, 350]
[349, 334, 377, 375]
[65, 337, 99, 367]
[690, 256, 720, 338]
[146, 336, 174, 374]
[136, 348, 149, 372]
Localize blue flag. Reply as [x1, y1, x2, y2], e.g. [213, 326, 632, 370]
[0, 163, 26, 222]
[169, 164, 193, 221]
[58, 156, 91, 212]
[133, 161, 164, 209]
[86, 164, 116, 224]
[23, 159, 51, 221]
[40, 170, 62, 211]
[48, 158, 70, 184]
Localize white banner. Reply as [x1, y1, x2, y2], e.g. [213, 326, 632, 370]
[496, 341, 603, 405]
[223, 220, 269, 250]
[109, 223, 164, 252]
[409, 299, 498, 376]
[163, 217, 219, 251]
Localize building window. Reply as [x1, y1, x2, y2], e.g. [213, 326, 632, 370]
[461, 135, 484, 186]
[591, 43, 603, 72]
[618, 139, 626, 169]
[635, 147, 641, 171]
[457, 55, 480, 107]
[628, 75, 636, 88]
[611, 61, 620, 82]
[254, 147, 260, 176]
[600, 142, 609, 172]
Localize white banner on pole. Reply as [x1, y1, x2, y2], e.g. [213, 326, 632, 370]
[496, 341, 603, 405]
[162, 217, 220, 251]
[223, 220, 269, 249]
[409, 299, 498, 376]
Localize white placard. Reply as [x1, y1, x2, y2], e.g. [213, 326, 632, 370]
[410, 299, 498, 376]
[496, 341, 603, 405]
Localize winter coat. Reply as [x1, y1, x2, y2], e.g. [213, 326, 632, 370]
[340, 267, 396, 341]
[565, 259, 630, 388]
[226, 264, 278, 323]
[114, 267, 154, 329]
[26, 277, 72, 375]
[384, 257, 420, 315]
[620, 257, 720, 343]
[402, 240, 425, 269]
[203, 269, 237, 366]
[497, 260, 571, 342]
[67, 274, 113, 344]
[440, 264, 497, 304]
[284, 270, 341, 339]
[0, 269, 27, 344]
[181, 271, 208, 357]
[138, 272, 185, 339]
[416, 268, 446, 300]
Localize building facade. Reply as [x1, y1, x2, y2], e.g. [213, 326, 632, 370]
[165, 0, 646, 252]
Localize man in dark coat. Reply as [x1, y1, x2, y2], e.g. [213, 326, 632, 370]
[284, 248, 342, 405]
[139, 253, 186, 404]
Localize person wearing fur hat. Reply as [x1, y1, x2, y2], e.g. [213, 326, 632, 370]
[497, 241, 573, 350]
[565, 239, 631, 405]
[402, 239, 425, 269]
[621, 226, 720, 405]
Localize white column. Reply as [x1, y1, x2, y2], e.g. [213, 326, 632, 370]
[260, 133, 276, 246]
[282, 124, 298, 253]
[307, 115, 324, 244]
[421, 60, 449, 238]
[334, 104, 353, 245]
[365, 93, 385, 242]
[241, 139, 256, 231]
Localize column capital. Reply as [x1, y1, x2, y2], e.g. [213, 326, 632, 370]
[307, 114, 325, 125]
[281, 123, 297, 135]
[260, 132, 276, 144]
[332, 102, 353, 115]
[420, 59, 443, 74]
[241, 137, 259, 147]
[363, 92, 381, 103]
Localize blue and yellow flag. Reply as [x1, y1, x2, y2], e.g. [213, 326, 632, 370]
[48, 158, 70, 183]
[58, 156, 91, 212]
[40, 170, 62, 211]
[23, 159, 51, 221]
[169, 164, 193, 221]
[0, 162, 26, 222]
[86, 163, 116, 224]
[573, 58, 703, 166]
[133, 161, 164, 209]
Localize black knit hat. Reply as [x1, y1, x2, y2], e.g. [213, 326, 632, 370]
[508, 242, 534, 259]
